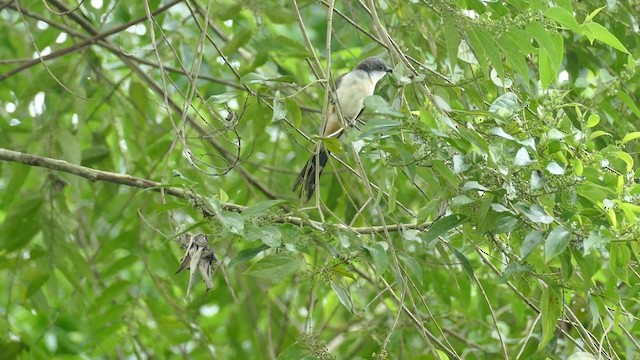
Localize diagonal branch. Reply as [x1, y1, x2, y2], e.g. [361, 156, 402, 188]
[0, 0, 184, 81]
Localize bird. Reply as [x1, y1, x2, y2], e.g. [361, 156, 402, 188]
[293, 57, 393, 201]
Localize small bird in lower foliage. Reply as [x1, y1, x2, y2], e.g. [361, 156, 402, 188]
[293, 57, 393, 201]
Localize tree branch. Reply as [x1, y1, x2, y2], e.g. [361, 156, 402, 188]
[0, 148, 433, 234]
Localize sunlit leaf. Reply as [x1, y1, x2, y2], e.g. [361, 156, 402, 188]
[245, 253, 303, 280]
[545, 226, 572, 263]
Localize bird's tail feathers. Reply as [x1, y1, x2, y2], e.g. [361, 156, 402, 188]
[292, 148, 330, 201]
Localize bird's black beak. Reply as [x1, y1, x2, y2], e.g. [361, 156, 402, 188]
[385, 66, 393, 73]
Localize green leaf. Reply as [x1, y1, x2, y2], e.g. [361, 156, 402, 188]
[329, 280, 354, 313]
[584, 6, 605, 23]
[26, 272, 50, 297]
[0, 195, 43, 253]
[476, 31, 505, 84]
[423, 214, 467, 243]
[228, 245, 268, 268]
[103, 255, 138, 278]
[444, 16, 459, 74]
[363, 95, 403, 118]
[514, 147, 534, 166]
[285, 99, 302, 129]
[449, 246, 474, 281]
[207, 93, 237, 104]
[277, 343, 312, 360]
[272, 90, 286, 122]
[588, 130, 611, 140]
[609, 244, 630, 283]
[220, 211, 245, 235]
[398, 252, 423, 285]
[585, 113, 600, 128]
[259, 226, 282, 247]
[621, 132, 640, 145]
[580, 22, 630, 54]
[544, 7, 580, 33]
[359, 118, 402, 138]
[518, 203, 554, 224]
[462, 181, 489, 192]
[521, 230, 544, 259]
[364, 242, 388, 278]
[618, 91, 640, 119]
[242, 200, 287, 218]
[245, 253, 303, 280]
[545, 226, 572, 263]
[539, 286, 561, 348]
[488, 92, 519, 117]
[527, 22, 563, 88]
[319, 137, 343, 154]
[546, 161, 565, 175]
[613, 151, 633, 172]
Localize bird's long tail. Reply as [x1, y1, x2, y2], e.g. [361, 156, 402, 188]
[292, 146, 330, 201]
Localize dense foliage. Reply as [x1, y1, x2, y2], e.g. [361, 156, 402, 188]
[1, 0, 639, 358]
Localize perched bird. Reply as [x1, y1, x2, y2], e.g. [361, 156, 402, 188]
[293, 57, 393, 201]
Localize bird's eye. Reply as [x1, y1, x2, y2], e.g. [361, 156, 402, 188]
[379, 65, 384, 70]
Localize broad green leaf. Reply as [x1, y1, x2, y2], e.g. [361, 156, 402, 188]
[26, 272, 50, 297]
[530, 170, 545, 191]
[329, 280, 354, 313]
[220, 211, 245, 235]
[228, 245, 268, 268]
[423, 214, 467, 243]
[207, 93, 237, 104]
[585, 113, 600, 128]
[0, 195, 43, 253]
[242, 200, 288, 218]
[271, 90, 286, 122]
[364, 242, 388, 278]
[444, 16, 460, 74]
[285, 99, 302, 129]
[432, 160, 460, 188]
[588, 130, 611, 140]
[518, 203, 554, 224]
[580, 22, 630, 54]
[514, 147, 534, 166]
[449, 246, 474, 281]
[545, 226, 572, 263]
[544, 7, 580, 33]
[363, 95, 403, 118]
[277, 343, 312, 360]
[613, 151, 633, 172]
[458, 39, 479, 65]
[398, 252, 423, 285]
[466, 31, 489, 76]
[245, 253, 303, 280]
[259, 226, 282, 247]
[621, 132, 640, 145]
[546, 161, 565, 175]
[618, 91, 640, 118]
[568, 351, 598, 360]
[320, 137, 343, 154]
[539, 286, 561, 348]
[462, 181, 489, 192]
[489, 127, 516, 141]
[609, 244, 630, 283]
[476, 31, 505, 83]
[584, 6, 605, 23]
[521, 230, 544, 259]
[359, 118, 402, 138]
[488, 92, 519, 117]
